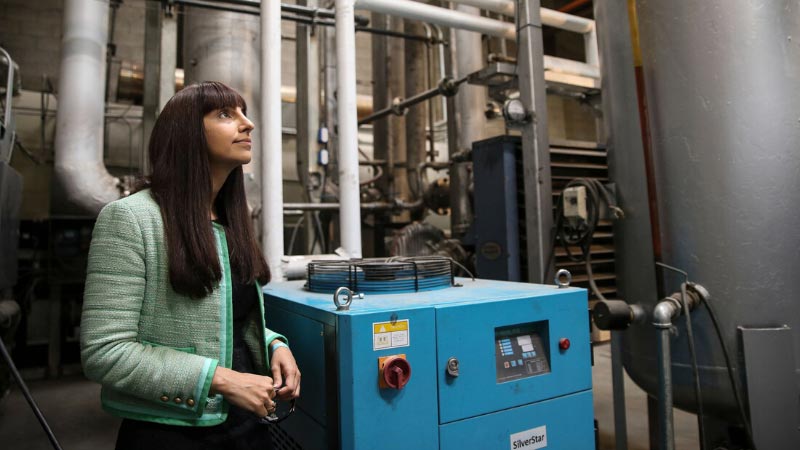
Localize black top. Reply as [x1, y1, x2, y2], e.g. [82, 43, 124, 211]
[115, 224, 272, 450]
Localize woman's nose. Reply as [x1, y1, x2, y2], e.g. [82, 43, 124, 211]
[240, 115, 255, 133]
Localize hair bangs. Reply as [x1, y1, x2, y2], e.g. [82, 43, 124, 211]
[201, 81, 247, 115]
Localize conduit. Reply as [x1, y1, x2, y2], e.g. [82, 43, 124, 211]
[55, 0, 120, 215]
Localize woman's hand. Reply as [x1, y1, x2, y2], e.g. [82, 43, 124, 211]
[270, 346, 301, 400]
[210, 366, 276, 417]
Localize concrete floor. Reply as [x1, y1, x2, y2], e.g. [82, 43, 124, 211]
[592, 342, 699, 450]
[0, 342, 700, 449]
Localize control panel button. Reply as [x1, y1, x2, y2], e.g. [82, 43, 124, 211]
[559, 338, 571, 351]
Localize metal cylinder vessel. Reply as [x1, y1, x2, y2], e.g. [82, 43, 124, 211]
[602, 0, 800, 424]
[183, 6, 262, 210]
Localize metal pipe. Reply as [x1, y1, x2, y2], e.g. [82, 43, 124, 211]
[405, 17, 427, 200]
[354, 0, 515, 39]
[543, 55, 600, 79]
[444, 0, 515, 16]
[656, 326, 675, 450]
[449, 4, 486, 238]
[184, 4, 262, 207]
[419, 1, 594, 34]
[55, 0, 120, 215]
[652, 296, 681, 450]
[261, 0, 284, 279]
[284, 202, 394, 211]
[358, 77, 462, 125]
[335, 0, 363, 258]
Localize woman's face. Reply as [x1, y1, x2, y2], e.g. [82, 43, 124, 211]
[203, 106, 254, 170]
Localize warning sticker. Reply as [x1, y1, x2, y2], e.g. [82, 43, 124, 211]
[373, 320, 410, 350]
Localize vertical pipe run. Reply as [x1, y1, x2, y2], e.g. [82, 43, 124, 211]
[296, 0, 321, 254]
[450, 5, 487, 238]
[405, 19, 427, 202]
[516, 0, 553, 283]
[261, 0, 284, 279]
[657, 328, 675, 450]
[335, 0, 363, 258]
[183, 6, 263, 210]
[55, 0, 120, 215]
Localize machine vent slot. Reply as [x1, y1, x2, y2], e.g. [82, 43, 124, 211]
[306, 256, 454, 294]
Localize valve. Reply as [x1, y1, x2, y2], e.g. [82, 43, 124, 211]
[378, 355, 412, 390]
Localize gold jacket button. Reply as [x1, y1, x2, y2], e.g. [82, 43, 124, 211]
[174, 397, 182, 404]
[160, 395, 169, 402]
[186, 398, 195, 407]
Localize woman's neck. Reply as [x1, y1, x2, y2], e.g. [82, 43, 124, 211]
[210, 165, 232, 220]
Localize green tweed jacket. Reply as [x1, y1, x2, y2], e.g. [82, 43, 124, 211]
[80, 189, 286, 426]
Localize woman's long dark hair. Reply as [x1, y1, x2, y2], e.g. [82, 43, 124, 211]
[145, 81, 270, 298]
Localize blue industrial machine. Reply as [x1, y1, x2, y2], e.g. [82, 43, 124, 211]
[264, 258, 594, 450]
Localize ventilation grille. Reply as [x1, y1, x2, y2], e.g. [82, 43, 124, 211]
[549, 138, 616, 302]
[306, 256, 454, 294]
[513, 137, 617, 301]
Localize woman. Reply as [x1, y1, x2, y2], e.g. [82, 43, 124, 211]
[80, 81, 300, 449]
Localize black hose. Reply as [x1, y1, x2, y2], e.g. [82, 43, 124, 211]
[551, 178, 620, 300]
[680, 283, 706, 450]
[697, 292, 756, 449]
[0, 338, 63, 450]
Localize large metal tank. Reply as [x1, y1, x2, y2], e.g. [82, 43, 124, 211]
[599, 0, 800, 423]
[183, 6, 262, 210]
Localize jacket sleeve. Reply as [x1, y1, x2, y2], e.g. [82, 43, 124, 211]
[80, 201, 218, 416]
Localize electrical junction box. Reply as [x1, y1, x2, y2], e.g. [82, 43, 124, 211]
[263, 277, 594, 450]
[563, 186, 588, 222]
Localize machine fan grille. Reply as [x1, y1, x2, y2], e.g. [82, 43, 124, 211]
[306, 256, 454, 294]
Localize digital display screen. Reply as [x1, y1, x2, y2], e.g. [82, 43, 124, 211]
[495, 321, 550, 383]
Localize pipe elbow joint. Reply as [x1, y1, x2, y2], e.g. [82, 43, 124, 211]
[652, 300, 679, 329]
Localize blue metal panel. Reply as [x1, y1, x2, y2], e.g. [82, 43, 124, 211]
[435, 288, 591, 423]
[439, 390, 595, 450]
[263, 278, 592, 450]
[337, 309, 440, 450]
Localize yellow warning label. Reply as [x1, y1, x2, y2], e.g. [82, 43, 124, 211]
[373, 319, 410, 350]
[373, 321, 409, 334]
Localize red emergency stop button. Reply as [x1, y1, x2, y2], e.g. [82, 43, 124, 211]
[559, 338, 571, 351]
[381, 355, 412, 389]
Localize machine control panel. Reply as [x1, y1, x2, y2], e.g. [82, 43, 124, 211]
[494, 321, 550, 383]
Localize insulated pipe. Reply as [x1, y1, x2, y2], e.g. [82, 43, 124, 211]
[55, 0, 120, 215]
[335, 0, 363, 258]
[355, 0, 516, 40]
[444, 0, 515, 16]
[543, 55, 600, 79]
[183, 7, 262, 208]
[414, 0, 594, 35]
[261, 0, 285, 279]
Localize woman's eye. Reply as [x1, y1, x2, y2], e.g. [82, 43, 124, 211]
[218, 111, 232, 119]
